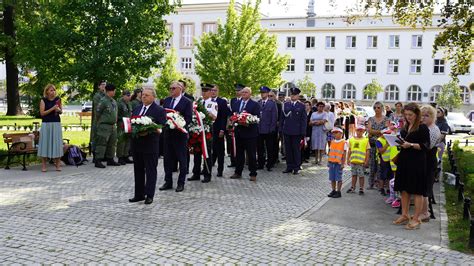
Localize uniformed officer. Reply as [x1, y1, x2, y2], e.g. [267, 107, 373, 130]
[211, 85, 230, 177]
[116, 90, 133, 165]
[188, 83, 216, 183]
[91, 80, 106, 162]
[130, 88, 143, 111]
[227, 84, 244, 167]
[281, 87, 307, 175]
[269, 90, 282, 164]
[95, 83, 120, 168]
[257, 86, 278, 171]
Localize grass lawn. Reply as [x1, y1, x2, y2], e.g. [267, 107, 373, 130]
[0, 115, 91, 126]
[0, 130, 90, 150]
[444, 144, 474, 254]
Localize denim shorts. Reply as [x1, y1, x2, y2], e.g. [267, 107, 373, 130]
[328, 162, 343, 182]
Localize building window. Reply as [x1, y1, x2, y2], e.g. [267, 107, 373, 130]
[346, 36, 356, 48]
[460, 86, 471, 104]
[366, 59, 377, 73]
[322, 83, 335, 99]
[385, 84, 399, 101]
[410, 59, 422, 74]
[305, 59, 315, 72]
[412, 35, 423, 48]
[388, 59, 399, 74]
[180, 23, 194, 48]
[164, 23, 173, 49]
[363, 85, 376, 100]
[203, 22, 217, 34]
[181, 57, 193, 70]
[389, 35, 400, 48]
[287, 36, 296, 48]
[433, 59, 445, 74]
[367, 35, 378, 48]
[306, 36, 315, 48]
[430, 85, 442, 102]
[342, 84, 356, 99]
[407, 85, 422, 102]
[325, 36, 335, 48]
[286, 58, 295, 72]
[324, 59, 335, 73]
[345, 59, 355, 73]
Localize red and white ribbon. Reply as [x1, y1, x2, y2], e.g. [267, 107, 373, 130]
[123, 117, 132, 133]
[165, 108, 188, 134]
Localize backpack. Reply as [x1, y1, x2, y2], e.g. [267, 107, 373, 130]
[62, 145, 87, 166]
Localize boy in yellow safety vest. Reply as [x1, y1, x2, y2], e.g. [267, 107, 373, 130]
[347, 125, 370, 195]
[376, 128, 394, 196]
[327, 127, 347, 198]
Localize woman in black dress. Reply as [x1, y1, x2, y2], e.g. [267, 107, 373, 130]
[393, 103, 430, 230]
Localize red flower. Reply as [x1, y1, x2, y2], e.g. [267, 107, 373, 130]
[131, 115, 141, 119]
[206, 132, 212, 140]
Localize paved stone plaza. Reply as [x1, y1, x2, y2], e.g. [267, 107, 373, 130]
[0, 158, 473, 264]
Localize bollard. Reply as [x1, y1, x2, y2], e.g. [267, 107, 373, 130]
[464, 198, 472, 220]
[469, 219, 474, 249]
[458, 183, 464, 202]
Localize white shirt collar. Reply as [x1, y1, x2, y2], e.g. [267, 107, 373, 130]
[173, 94, 182, 106]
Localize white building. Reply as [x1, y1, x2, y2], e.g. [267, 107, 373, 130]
[161, 1, 473, 109]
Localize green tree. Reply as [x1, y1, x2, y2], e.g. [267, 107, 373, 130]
[296, 75, 317, 98]
[437, 80, 463, 111]
[341, 0, 472, 78]
[13, 1, 177, 115]
[154, 48, 183, 99]
[363, 78, 383, 100]
[194, 0, 288, 98]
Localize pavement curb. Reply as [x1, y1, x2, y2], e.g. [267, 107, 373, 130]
[438, 174, 450, 248]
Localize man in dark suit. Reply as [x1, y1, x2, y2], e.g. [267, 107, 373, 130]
[226, 84, 244, 167]
[210, 85, 230, 177]
[159, 81, 193, 192]
[281, 88, 307, 175]
[269, 90, 281, 164]
[229, 87, 261, 181]
[129, 88, 167, 205]
[257, 86, 277, 171]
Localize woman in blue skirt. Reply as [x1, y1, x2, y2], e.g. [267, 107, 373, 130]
[38, 84, 64, 172]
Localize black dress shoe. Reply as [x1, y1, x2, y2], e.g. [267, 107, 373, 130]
[124, 157, 134, 164]
[282, 169, 292, 173]
[201, 177, 211, 183]
[227, 164, 236, 168]
[187, 175, 200, 181]
[257, 166, 264, 170]
[267, 167, 272, 171]
[144, 197, 153, 204]
[95, 161, 106, 168]
[230, 174, 242, 179]
[217, 172, 223, 177]
[159, 183, 173, 191]
[129, 196, 145, 203]
[107, 159, 121, 166]
[175, 184, 184, 192]
[118, 158, 126, 165]
[293, 170, 299, 175]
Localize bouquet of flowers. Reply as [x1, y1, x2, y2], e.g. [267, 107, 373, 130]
[340, 109, 352, 118]
[229, 111, 260, 127]
[188, 100, 214, 154]
[126, 115, 162, 138]
[165, 109, 187, 133]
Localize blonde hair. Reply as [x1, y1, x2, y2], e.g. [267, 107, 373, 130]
[421, 105, 437, 121]
[43, 84, 56, 97]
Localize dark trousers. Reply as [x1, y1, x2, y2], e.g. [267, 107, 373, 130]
[163, 130, 188, 186]
[284, 134, 302, 171]
[132, 152, 159, 198]
[235, 137, 257, 176]
[193, 152, 213, 179]
[226, 132, 236, 165]
[212, 133, 225, 174]
[257, 132, 276, 168]
[274, 131, 280, 161]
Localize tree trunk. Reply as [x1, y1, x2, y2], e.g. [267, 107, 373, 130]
[4, 4, 22, 116]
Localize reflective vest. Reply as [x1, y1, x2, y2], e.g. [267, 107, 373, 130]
[349, 137, 369, 164]
[377, 137, 391, 162]
[389, 146, 400, 171]
[328, 140, 346, 164]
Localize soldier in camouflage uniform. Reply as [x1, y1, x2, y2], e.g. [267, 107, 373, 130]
[91, 80, 106, 162]
[94, 83, 121, 168]
[116, 90, 133, 165]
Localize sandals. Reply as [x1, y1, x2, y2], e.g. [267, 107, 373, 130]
[393, 215, 410, 225]
[346, 188, 355, 193]
[405, 219, 422, 230]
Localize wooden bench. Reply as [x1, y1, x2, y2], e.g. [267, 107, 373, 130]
[77, 111, 92, 124]
[3, 132, 69, 170]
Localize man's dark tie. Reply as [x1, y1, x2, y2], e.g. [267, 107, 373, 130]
[170, 98, 175, 109]
[262, 101, 266, 108]
[140, 106, 147, 116]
